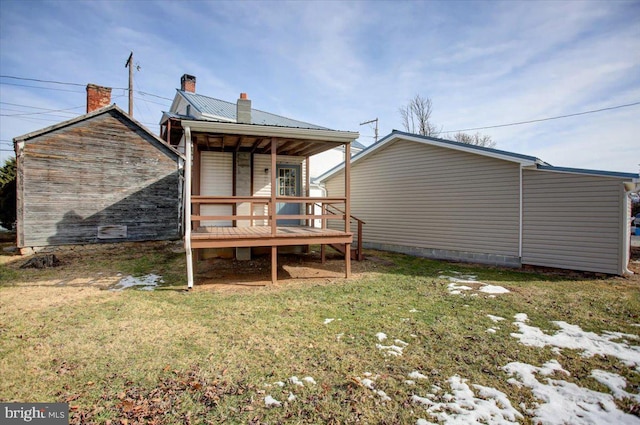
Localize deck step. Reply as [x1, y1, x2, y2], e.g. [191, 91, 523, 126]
[328, 243, 363, 261]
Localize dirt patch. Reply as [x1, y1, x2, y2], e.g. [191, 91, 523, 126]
[194, 249, 392, 292]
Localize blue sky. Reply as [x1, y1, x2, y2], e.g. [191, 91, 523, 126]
[1, 0, 638, 172]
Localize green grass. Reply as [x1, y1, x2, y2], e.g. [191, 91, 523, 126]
[0, 244, 639, 423]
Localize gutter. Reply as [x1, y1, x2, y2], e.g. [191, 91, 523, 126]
[519, 164, 523, 259]
[181, 119, 359, 143]
[621, 181, 638, 276]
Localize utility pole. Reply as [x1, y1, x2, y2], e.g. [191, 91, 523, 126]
[125, 51, 133, 116]
[360, 118, 379, 142]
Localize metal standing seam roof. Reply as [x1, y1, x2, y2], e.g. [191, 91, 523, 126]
[179, 90, 330, 130]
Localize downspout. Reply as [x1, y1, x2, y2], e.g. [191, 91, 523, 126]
[184, 126, 194, 288]
[518, 164, 523, 261]
[621, 181, 637, 276]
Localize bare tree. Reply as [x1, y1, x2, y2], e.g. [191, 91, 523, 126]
[399, 94, 440, 137]
[451, 131, 496, 148]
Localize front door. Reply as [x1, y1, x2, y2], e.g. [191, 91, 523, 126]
[276, 164, 301, 226]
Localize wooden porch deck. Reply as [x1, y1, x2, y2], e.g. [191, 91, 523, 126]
[190, 225, 352, 249]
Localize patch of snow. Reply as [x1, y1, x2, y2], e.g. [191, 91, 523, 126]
[273, 381, 285, 387]
[439, 274, 479, 284]
[591, 370, 640, 402]
[264, 395, 281, 407]
[441, 273, 510, 297]
[376, 343, 406, 356]
[355, 375, 390, 402]
[412, 375, 522, 424]
[289, 376, 304, 387]
[360, 378, 375, 389]
[336, 333, 344, 340]
[409, 371, 428, 380]
[514, 313, 528, 322]
[447, 282, 473, 294]
[111, 274, 163, 291]
[479, 285, 510, 294]
[324, 318, 335, 325]
[395, 339, 409, 347]
[503, 360, 639, 424]
[376, 389, 391, 402]
[416, 419, 432, 425]
[303, 376, 316, 385]
[487, 328, 497, 334]
[376, 332, 387, 341]
[488, 314, 506, 322]
[405, 380, 416, 385]
[410, 308, 419, 313]
[510, 315, 640, 370]
[287, 392, 296, 402]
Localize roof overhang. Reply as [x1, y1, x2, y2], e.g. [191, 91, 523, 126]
[535, 165, 639, 181]
[182, 120, 358, 143]
[181, 119, 358, 157]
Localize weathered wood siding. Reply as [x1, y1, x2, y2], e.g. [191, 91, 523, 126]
[18, 110, 180, 247]
[522, 169, 624, 274]
[324, 139, 520, 258]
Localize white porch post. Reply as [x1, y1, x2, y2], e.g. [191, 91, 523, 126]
[184, 126, 194, 289]
[344, 142, 351, 278]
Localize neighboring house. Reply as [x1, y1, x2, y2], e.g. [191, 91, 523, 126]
[309, 140, 365, 179]
[14, 85, 183, 253]
[319, 130, 639, 276]
[159, 74, 359, 288]
[308, 141, 365, 227]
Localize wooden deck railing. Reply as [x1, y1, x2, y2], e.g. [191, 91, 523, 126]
[314, 202, 365, 261]
[190, 196, 349, 233]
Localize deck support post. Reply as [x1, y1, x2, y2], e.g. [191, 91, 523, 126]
[321, 244, 326, 263]
[271, 246, 277, 284]
[270, 138, 277, 284]
[184, 126, 194, 289]
[270, 138, 277, 237]
[345, 242, 351, 278]
[344, 142, 351, 278]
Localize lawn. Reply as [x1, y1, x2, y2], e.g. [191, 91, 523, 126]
[1, 241, 639, 424]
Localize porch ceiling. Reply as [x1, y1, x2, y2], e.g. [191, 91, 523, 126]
[170, 119, 358, 157]
[191, 132, 344, 156]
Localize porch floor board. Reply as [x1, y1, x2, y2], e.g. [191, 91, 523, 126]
[190, 225, 352, 249]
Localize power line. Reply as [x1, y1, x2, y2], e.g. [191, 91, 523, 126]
[0, 81, 85, 93]
[443, 101, 640, 133]
[0, 75, 85, 87]
[0, 105, 85, 117]
[1, 75, 174, 101]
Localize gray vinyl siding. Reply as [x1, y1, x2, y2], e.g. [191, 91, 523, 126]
[18, 110, 180, 247]
[325, 139, 520, 257]
[522, 169, 623, 274]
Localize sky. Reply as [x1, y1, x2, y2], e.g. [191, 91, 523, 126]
[0, 0, 639, 173]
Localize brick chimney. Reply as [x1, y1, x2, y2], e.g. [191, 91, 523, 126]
[86, 84, 112, 113]
[181, 74, 196, 93]
[237, 92, 251, 124]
